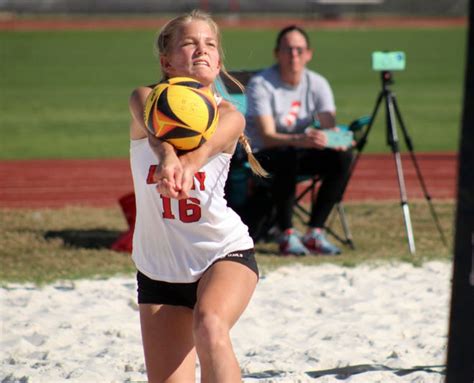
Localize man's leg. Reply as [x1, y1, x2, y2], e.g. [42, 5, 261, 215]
[298, 149, 353, 227]
[298, 149, 353, 255]
[256, 148, 310, 255]
[256, 148, 298, 231]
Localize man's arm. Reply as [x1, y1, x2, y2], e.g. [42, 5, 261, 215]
[254, 114, 328, 150]
[317, 111, 336, 130]
[254, 115, 307, 148]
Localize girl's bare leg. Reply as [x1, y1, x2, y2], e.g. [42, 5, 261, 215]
[193, 261, 258, 382]
[139, 304, 196, 383]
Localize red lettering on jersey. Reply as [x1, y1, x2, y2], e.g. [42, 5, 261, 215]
[144, 166, 205, 223]
[146, 165, 158, 184]
[194, 172, 206, 191]
[160, 195, 176, 219]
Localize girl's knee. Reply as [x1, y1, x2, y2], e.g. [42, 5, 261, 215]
[193, 309, 229, 349]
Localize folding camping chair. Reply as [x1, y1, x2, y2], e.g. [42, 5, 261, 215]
[291, 115, 372, 249]
[222, 70, 371, 249]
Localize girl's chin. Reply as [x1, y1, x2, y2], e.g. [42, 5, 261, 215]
[189, 75, 214, 86]
[190, 68, 218, 83]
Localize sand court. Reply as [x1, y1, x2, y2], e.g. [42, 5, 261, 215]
[1, 261, 449, 382]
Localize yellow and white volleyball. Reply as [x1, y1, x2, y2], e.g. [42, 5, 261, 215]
[144, 77, 219, 151]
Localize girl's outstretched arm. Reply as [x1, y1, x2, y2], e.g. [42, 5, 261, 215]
[178, 100, 245, 196]
[129, 86, 184, 198]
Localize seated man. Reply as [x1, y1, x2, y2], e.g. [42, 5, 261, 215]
[245, 25, 353, 256]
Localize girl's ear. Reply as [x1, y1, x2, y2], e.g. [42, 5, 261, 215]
[160, 55, 172, 72]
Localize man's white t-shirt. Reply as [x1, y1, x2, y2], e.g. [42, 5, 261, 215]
[246, 65, 336, 150]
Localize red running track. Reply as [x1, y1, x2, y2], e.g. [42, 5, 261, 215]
[0, 153, 457, 209]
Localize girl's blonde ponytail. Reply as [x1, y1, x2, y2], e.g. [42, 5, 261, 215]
[238, 133, 268, 177]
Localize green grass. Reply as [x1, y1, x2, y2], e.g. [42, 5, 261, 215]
[0, 26, 461, 284]
[0, 201, 454, 285]
[0, 27, 466, 159]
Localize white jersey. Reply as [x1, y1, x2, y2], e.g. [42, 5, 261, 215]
[130, 138, 254, 283]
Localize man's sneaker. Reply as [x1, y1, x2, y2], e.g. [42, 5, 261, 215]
[303, 228, 341, 255]
[279, 228, 309, 256]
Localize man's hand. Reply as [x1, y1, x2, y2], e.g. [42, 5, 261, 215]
[305, 127, 353, 151]
[304, 127, 328, 149]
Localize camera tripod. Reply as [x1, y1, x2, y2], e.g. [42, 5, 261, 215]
[344, 70, 448, 254]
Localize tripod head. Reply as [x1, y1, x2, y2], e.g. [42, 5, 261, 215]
[372, 51, 405, 91]
[381, 71, 394, 90]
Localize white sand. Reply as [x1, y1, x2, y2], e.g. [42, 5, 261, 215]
[1, 261, 450, 383]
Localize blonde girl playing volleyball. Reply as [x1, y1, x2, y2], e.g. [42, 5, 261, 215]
[128, 9, 265, 383]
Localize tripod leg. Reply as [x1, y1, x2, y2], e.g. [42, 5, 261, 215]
[349, 90, 385, 178]
[339, 90, 385, 201]
[391, 95, 449, 247]
[386, 92, 416, 254]
[393, 151, 417, 254]
[329, 90, 385, 242]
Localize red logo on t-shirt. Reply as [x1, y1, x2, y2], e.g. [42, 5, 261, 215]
[284, 101, 301, 127]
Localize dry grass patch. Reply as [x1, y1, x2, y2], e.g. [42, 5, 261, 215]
[0, 200, 454, 285]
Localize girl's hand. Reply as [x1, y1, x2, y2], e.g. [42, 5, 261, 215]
[177, 155, 201, 198]
[148, 136, 185, 198]
[151, 142, 200, 200]
[155, 153, 201, 200]
[154, 155, 183, 198]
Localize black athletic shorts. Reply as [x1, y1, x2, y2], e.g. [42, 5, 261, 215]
[136, 248, 258, 309]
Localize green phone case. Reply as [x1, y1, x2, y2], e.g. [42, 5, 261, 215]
[325, 130, 353, 148]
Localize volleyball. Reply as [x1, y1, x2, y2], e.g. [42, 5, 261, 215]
[144, 77, 219, 151]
